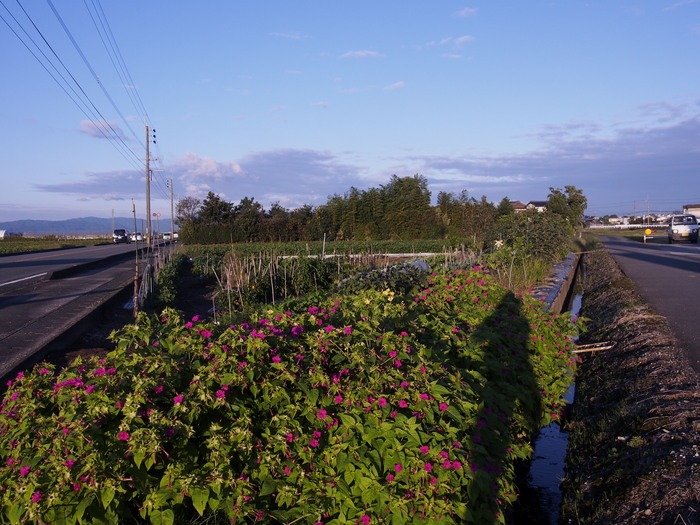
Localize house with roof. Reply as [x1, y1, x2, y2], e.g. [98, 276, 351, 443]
[683, 204, 700, 222]
[526, 200, 548, 212]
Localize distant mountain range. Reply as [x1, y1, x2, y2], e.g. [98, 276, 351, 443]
[0, 217, 153, 236]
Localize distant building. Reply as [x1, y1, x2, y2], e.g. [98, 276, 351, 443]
[526, 200, 548, 213]
[512, 201, 528, 213]
[683, 204, 700, 222]
[0, 230, 22, 240]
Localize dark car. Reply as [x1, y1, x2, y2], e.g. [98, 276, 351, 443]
[112, 229, 131, 244]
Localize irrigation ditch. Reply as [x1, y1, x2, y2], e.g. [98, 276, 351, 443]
[513, 246, 700, 525]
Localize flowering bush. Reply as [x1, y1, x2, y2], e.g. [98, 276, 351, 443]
[0, 267, 582, 524]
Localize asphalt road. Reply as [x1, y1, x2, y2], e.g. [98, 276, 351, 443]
[0, 243, 139, 290]
[0, 245, 148, 384]
[598, 235, 700, 373]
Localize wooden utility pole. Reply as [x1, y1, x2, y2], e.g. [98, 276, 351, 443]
[132, 199, 139, 318]
[169, 178, 175, 241]
[145, 125, 152, 245]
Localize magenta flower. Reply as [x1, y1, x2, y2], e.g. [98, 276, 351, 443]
[387, 473, 395, 482]
[394, 463, 403, 473]
[439, 402, 449, 412]
[272, 355, 281, 363]
[378, 397, 387, 407]
[398, 399, 408, 408]
[310, 439, 319, 448]
[360, 514, 371, 524]
[5, 458, 14, 467]
[425, 462, 433, 472]
[31, 491, 41, 503]
[334, 395, 343, 404]
[419, 445, 430, 454]
[19, 466, 30, 477]
[117, 431, 130, 441]
[216, 389, 226, 399]
[174, 394, 184, 405]
[317, 409, 327, 419]
[343, 326, 353, 335]
[64, 459, 75, 468]
[286, 433, 295, 443]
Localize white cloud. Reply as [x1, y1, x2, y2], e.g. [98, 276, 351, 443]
[341, 50, 383, 58]
[384, 81, 405, 91]
[455, 7, 478, 17]
[78, 120, 126, 140]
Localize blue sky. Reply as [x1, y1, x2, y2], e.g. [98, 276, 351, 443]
[1, 1, 700, 223]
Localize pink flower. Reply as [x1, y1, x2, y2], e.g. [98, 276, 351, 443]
[310, 439, 319, 448]
[174, 394, 184, 405]
[378, 397, 387, 407]
[19, 466, 30, 477]
[317, 409, 327, 419]
[387, 473, 395, 482]
[394, 463, 403, 473]
[419, 445, 430, 454]
[424, 462, 433, 472]
[154, 385, 164, 394]
[216, 389, 226, 399]
[360, 515, 371, 525]
[5, 458, 15, 467]
[64, 459, 75, 468]
[31, 491, 41, 503]
[430, 477, 438, 486]
[439, 402, 449, 412]
[272, 355, 282, 363]
[452, 461, 463, 470]
[400, 381, 410, 388]
[343, 326, 353, 335]
[117, 431, 130, 441]
[334, 395, 343, 404]
[398, 399, 408, 408]
[286, 433, 294, 443]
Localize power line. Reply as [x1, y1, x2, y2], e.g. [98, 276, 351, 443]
[0, 0, 143, 170]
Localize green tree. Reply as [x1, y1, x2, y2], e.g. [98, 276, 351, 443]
[547, 186, 587, 230]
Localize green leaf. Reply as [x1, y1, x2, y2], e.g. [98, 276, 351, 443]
[149, 509, 175, 525]
[133, 449, 145, 468]
[100, 487, 115, 509]
[259, 478, 278, 497]
[7, 503, 24, 524]
[191, 487, 209, 516]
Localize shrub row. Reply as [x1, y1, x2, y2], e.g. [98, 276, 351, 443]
[0, 267, 581, 524]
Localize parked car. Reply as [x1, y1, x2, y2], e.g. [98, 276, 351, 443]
[668, 214, 699, 243]
[112, 229, 131, 244]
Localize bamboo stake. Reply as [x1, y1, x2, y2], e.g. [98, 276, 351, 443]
[572, 342, 615, 354]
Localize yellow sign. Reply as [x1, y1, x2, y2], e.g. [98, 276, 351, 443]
[645, 228, 652, 235]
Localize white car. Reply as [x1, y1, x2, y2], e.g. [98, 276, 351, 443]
[129, 232, 144, 242]
[668, 214, 699, 244]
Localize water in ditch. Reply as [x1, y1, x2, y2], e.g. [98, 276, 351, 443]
[512, 287, 583, 524]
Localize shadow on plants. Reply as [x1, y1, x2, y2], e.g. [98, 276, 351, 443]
[468, 292, 540, 524]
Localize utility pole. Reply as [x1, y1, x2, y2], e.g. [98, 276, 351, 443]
[145, 125, 152, 245]
[168, 178, 175, 242]
[132, 199, 139, 318]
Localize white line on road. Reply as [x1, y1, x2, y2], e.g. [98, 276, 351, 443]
[0, 273, 48, 287]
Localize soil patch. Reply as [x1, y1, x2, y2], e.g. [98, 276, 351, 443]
[561, 248, 700, 524]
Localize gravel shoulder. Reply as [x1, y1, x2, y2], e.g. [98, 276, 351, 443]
[561, 247, 700, 524]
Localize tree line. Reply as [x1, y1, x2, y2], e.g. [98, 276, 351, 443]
[176, 174, 586, 256]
